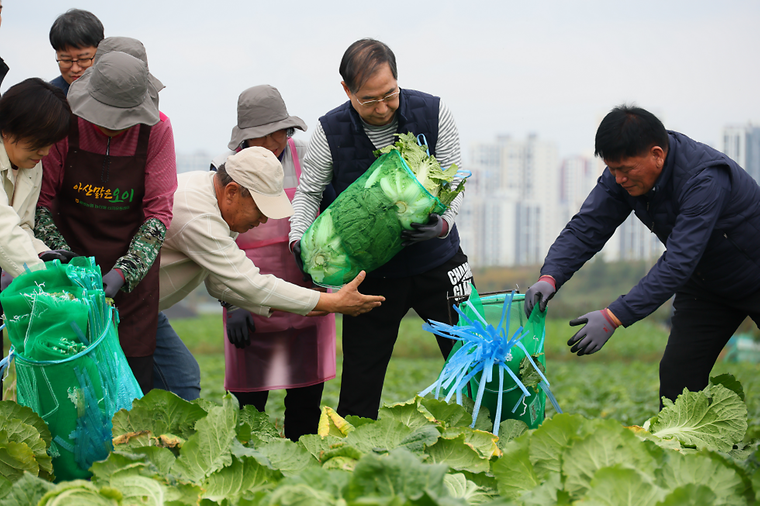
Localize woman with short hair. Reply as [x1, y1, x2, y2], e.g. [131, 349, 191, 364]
[0, 78, 74, 381]
[213, 85, 337, 441]
[0, 78, 74, 279]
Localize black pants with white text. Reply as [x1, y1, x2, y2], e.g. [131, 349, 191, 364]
[338, 248, 474, 419]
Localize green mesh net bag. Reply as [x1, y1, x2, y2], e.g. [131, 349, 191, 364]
[420, 288, 562, 434]
[300, 133, 468, 287]
[0, 257, 142, 481]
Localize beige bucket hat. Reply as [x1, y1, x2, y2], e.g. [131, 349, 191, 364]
[228, 85, 306, 150]
[224, 146, 294, 219]
[67, 51, 160, 131]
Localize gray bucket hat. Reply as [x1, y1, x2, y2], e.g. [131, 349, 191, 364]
[67, 51, 160, 131]
[94, 36, 165, 97]
[228, 85, 307, 150]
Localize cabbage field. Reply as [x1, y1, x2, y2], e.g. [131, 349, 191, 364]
[0, 316, 758, 505]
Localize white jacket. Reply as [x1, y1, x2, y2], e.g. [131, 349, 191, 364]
[158, 170, 320, 315]
[0, 140, 47, 276]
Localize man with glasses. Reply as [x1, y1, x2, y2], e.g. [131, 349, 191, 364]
[48, 9, 104, 94]
[289, 38, 473, 420]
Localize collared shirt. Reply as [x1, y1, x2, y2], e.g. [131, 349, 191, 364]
[158, 171, 320, 316]
[49, 75, 70, 95]
[0, 140, 47, 276]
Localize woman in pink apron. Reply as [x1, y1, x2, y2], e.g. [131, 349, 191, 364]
[215, 85, 335, 441]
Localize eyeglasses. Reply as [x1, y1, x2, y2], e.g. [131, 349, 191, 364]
[56, 56, 95, 69]
[355, 89, 400, 107]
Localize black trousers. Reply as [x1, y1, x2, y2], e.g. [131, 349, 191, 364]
[659, 280, 760, 406]
[231, 382, 324, 441]
[338, 248, 474, 420]
[126, 355, 154, 396]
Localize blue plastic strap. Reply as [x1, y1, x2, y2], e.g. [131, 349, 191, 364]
[539, 381, 563, 414]
[493, 366, 505, 436]
[70, 321, 90, 346]
[416, 134, 430, 156]
[420, 291, 553, 438]
[54, 435, 75, 453]
[0, 348, 13, 378]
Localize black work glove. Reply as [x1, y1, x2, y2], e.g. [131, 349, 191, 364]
[291, 240, 312, 283]
[524, 278, 556, 318]
[226, 306, 255, 349]
[402, 213, 445, 247]
[567, 309, 619, 356]
[102, 268, 125, 298]
[39, 249, 79, 263]
[0, 270, 13, 291]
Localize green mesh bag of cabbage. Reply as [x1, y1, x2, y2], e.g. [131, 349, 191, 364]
[0, 257, 142, 481]
[299, 132, 468, 287]
[421, 289, 562, 435]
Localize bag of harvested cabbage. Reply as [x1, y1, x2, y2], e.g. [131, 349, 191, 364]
[0, 257, 142, 481]
[300, 133, 466, 287]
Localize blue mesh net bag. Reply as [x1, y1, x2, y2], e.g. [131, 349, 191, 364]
[421, 288, 561, 435]
[0, 257, 142, 481]
[300, 132, 468, 287]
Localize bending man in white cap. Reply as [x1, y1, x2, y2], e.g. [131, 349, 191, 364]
[157, 147, 385, 395]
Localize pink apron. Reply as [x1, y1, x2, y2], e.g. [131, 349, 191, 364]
[224, 138, 336, 391]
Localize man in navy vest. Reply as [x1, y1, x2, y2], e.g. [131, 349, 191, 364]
[289, 38, 473, 419]
[525, 105, 760, 406]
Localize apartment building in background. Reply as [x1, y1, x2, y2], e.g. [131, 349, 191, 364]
[722, 124, 760, 183]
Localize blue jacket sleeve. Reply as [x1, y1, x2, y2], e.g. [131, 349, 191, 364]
[540, 171, 632, 287]
[608, 167, 731, 326]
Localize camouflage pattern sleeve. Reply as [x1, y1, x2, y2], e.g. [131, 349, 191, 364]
[34, 206, 71, 250]
[114, 217, 167, 292]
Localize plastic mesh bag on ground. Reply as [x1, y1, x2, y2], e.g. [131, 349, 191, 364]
[421, 288, 561, 435]
[300, 149, 447, 287]
[0, 257, 142, 481]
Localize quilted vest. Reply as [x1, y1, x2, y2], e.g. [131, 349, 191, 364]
[319, 89, 460, 278]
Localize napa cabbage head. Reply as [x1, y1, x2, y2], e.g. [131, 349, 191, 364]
[375, 132, 465, 206]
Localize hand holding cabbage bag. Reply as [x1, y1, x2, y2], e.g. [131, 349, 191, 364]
[300, 133, 467, 287]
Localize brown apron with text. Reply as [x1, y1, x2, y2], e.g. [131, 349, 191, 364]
[52, 119, 159, 357]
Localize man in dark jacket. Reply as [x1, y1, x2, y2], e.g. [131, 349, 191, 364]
[525, 105, 760, 405]
[289, 38, 473, 419]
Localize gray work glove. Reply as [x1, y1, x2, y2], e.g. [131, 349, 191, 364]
[567, 309, 619, 356]
[402, 213, 445, 246]
[39, 249, 79, 263]
[524, 278, 556, 318]
[291, 240, 312, 283]
[226, 306, 255, 349]
[102, 268, 125, 298]
[0, 270, 13, 291]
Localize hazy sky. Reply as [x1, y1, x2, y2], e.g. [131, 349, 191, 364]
[3, 1, 759, 162]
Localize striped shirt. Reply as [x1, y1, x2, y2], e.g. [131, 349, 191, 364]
[289, 98, 465, 243]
